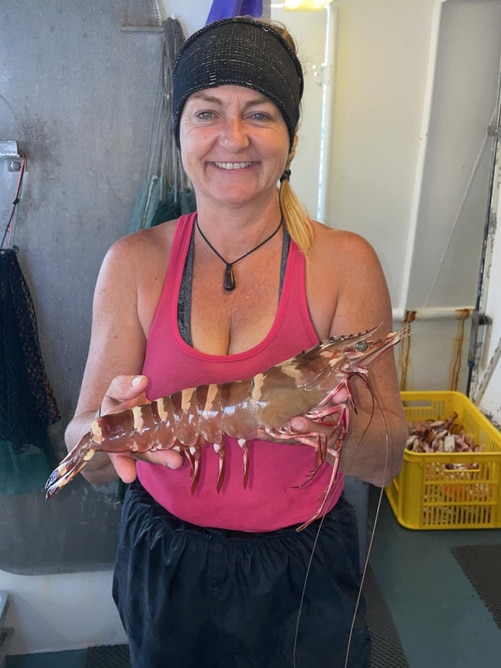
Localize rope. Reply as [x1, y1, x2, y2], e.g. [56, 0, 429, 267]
[0, 151, 26, 250]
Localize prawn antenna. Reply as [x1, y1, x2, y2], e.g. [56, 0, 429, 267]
[343, 388, 390, 668]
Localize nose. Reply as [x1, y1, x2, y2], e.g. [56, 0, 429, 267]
[219, 117, 249, 150]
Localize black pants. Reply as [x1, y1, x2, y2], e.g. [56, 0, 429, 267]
[112, 481, 371, 668]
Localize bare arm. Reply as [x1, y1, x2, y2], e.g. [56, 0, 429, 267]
[329, 230, 407, 485]
[298, 224, 408, 487]
[64, 230, 182, 486]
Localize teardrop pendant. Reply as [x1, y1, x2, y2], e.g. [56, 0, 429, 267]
[195, 216, 283, 293]
[224, 264, 236, 291]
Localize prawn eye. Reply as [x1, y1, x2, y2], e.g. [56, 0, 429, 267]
[355, 340, 368, 352]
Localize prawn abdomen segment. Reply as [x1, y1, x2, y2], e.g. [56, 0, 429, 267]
[218, 379, 265, 438]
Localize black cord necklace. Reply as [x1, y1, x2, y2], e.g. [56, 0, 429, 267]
[195, 216, 283, 291]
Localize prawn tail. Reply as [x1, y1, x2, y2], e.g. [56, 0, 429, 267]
[45, 433, 98, 499]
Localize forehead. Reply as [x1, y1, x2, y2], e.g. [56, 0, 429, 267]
[184, 85, 278, 108]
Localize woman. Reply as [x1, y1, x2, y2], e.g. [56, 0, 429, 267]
[65, 17, 408, 668]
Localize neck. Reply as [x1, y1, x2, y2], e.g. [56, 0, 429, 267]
[195, 201, 283, 256]
[195, 214, 283, 292]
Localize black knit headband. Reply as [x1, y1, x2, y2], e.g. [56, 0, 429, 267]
[172, 17, 304, 149]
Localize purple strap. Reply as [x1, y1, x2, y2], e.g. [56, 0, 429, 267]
[206, 0, 262, 24]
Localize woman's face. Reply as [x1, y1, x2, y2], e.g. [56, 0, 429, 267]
[179, 85, 290, 209]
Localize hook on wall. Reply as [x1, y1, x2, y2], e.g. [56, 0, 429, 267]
[0, 140, 22, 171]
[0, 141, 26, 251]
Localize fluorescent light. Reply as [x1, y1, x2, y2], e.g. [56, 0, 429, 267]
[283, 0, 334, 10]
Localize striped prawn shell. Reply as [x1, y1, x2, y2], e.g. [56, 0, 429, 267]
[45, 325, 403, 500]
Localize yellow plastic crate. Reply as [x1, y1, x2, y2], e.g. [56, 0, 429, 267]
[385, 391, 501, 530]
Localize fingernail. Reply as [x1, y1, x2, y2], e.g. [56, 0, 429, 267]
[131, 376, 143, 387]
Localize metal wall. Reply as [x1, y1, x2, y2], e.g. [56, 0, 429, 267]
[0, 0, 169, 574]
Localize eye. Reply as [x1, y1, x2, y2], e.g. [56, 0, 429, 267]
[355, 340, 368, 352]
[195, 110, 215, 120]
[250, 112, 271, 121]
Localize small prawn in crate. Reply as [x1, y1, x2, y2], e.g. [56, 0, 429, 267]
[45, 325, 403, 528]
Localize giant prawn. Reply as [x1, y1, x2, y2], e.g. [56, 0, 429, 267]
[45, 325, 403, 529]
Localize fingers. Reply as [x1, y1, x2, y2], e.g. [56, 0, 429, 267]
[332, 386, 350, 404]
[97, 374, 186, 483]
[288, 416, 336, 434]
[100, 375, 149, 416]
[288, 416, 309, 433]
[108, 452, 138, 483]
[108, 448, 185, 484]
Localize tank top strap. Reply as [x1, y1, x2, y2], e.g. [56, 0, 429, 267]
[164, 212, 197, 312]
[277, 237, 319, 346]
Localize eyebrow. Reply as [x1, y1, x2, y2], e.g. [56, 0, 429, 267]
[189, 91, 272, 107]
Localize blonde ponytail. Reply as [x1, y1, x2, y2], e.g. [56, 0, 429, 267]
[279, 134, 314, 257]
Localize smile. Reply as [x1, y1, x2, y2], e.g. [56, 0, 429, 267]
[214, 162, 253, 170]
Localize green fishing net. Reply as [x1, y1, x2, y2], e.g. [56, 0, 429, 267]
[130, 18, 196, 233]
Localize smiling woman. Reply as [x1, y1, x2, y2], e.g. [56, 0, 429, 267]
[62, 15, 407, 668]
[179, 86, 290, 214]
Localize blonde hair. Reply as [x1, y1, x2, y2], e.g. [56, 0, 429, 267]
[267, 20, 314, 256]
[279, 134, 314, 257]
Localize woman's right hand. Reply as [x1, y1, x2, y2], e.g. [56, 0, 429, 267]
[98, 374, 185, 484]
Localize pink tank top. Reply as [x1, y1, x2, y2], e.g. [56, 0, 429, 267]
[137, 213, 343, 531]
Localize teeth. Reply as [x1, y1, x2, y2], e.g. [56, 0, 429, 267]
[215, 162, 252, 170]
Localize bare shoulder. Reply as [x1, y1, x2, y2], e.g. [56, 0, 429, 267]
[308, 221, 386, 295]
[311, 221, 381, 267]
[103, 220, 177, 277]
[107, 220, 176, 263]
[307, 221, 392, 339]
